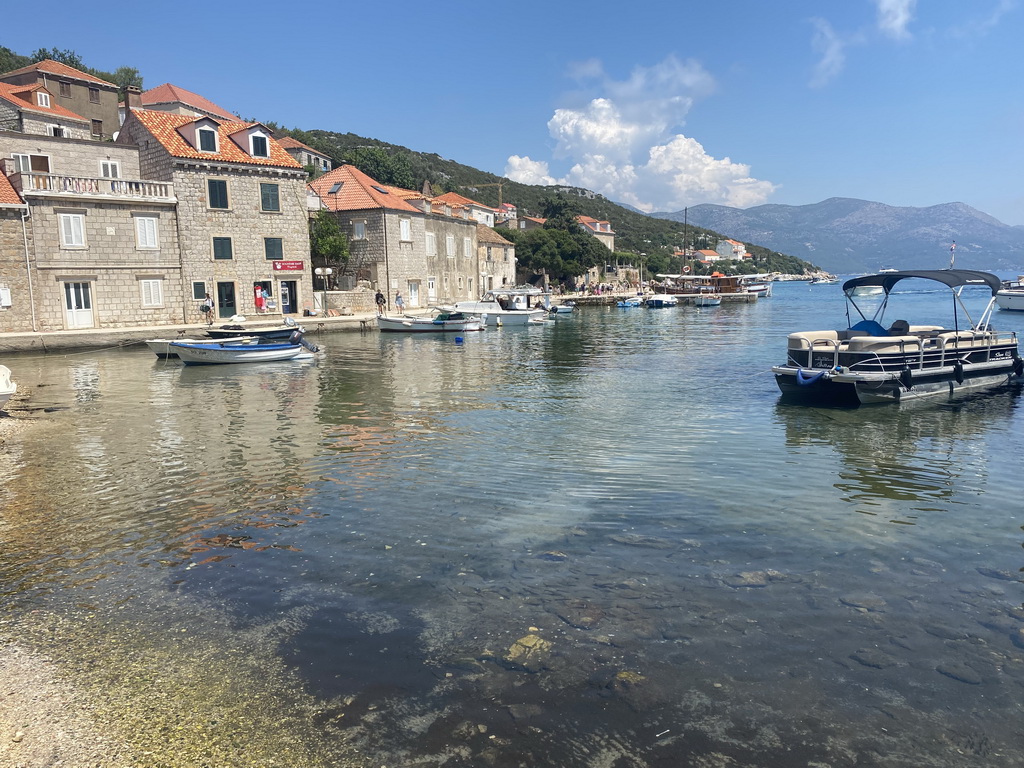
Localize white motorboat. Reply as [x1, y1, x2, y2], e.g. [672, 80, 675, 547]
[146, 336, 255, 358]
[617, 297, 643, 307]
[644, 294, 679, 308]
[0, 365, 16, 411]
[377, 310, 483, 332]
[808, 276, 838, 285]
[693, 294, 722, 307]
[170, 338, 309, 365]
[995, 276, 1024, 311]
[447, 288, 549, 326]
[772, 269, 1023, 405]
[550, 301, 577, 314]
[739, 273, 774, 297]
[206, 318, 304, 340]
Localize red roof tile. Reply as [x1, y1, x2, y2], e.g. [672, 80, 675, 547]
[128, 109, 301, 169]
[0, 59, 115, 87]
[0, 81, 89, 123]
[0, 172, 24, 206]
[308, 165, 424, 213]
[433, 191, 496, 211]
[277, 136, 328, 156]
[140, 83, 235, 120]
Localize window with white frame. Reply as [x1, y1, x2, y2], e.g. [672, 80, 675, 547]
[12, 153, 49, 173]
[58, 213, 86, 248]
[135, 216, 158, 249]
[426, 232, 436, 256]
[49, 125, 65, 138]
[100, 160, 120, 179]
[250, 134, 269, 158]
[140, 279, 163, 307]
[198, 127, 218, 153]
[400, 219, 411, 241]
[446, 234, 455, 258]
[37, 92, 50, 108]
[353, 221, 366, 240]
[463, 237, 472, 258]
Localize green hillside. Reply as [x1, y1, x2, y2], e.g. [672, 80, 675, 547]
[269, 126, 819, 277]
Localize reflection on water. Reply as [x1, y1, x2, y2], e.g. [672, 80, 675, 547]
[2, 298, 1024, 767]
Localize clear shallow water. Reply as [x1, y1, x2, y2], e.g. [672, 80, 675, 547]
[3, 281, 1024, 766]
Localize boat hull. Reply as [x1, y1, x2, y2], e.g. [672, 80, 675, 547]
[0, 365, 15, 410]
[206, 326, 299, 340]
[377, 316, 482, 332]
[773, 362, 1022, 405]
[146, 337, 254, 358]
[170, 341, 304, 365]
[995, 290, 1024, 311]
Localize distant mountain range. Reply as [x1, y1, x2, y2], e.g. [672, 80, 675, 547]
[650, 198, 1024, 274]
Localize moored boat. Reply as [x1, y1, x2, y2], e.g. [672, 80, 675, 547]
[644, 294, 679, 308]
[0, 365, 16, 411]
[693, 294, 722, 307]
[206, 322, 303, 340]
[447, 288, 548, 326]
[377, 310, 483, 332]
[170, 337, 311, 365]
[995, 276, 1024, 311]
[772, 269, 1023, 405]
[617, 296, 643, 307]
[146, 336, 255, 358]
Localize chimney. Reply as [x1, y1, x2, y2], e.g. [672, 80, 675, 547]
[124, 85, 143, 110]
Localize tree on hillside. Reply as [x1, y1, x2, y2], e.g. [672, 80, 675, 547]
[0, 47, 30, 74]
[342, 146, 416, 189]
[539, 195, 582, 232]
[309, 210, 350, 280]
[31, 47, 84, 68]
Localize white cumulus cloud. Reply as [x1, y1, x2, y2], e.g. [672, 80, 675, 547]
[874, 0, 917, 39]
[505, 56, 777, 213]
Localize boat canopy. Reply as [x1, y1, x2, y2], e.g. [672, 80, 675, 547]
[842, 269, 1002, 295]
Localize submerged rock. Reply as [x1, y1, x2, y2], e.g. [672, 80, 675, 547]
[850, 648, 899, 669]
[936, 663, 983, 684]
[502, 634, 552, 673]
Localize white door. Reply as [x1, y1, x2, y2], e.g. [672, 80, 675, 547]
[427, 277, 436, 302]
[408, 281, 420, 308]
[63, 282, 94, 329]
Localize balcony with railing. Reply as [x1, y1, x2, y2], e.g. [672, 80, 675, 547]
[8, 171, 175, 202]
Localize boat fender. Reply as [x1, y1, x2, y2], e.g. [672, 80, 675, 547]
[289, 330, 302, 345]
[899, 366, 914, 390]
[796, 369, 826, 386]
[953, 360, 965, 385]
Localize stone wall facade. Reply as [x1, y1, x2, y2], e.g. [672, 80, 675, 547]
[0, 208, 30, 331]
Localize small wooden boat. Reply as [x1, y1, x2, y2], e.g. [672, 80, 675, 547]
[146, 337, 255, 359]
[693, 294, 722, 307]
[170, 338, 306, 365]
[0, 365, 16, 411]
[377, 310, 483, 332]
[206, 321, 303, 340]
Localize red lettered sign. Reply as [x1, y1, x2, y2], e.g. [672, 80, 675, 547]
[272, 261, 305, 271]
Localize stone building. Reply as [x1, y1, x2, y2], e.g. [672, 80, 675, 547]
[308, 164, 480, 311]
[0, 81, 92, 140]
[0, 59, 120, 141]
[0, 130, 180, 332]
[476, 222, 516, 292]
[277, 137, 332, 176]
[117, 103, 312, 321]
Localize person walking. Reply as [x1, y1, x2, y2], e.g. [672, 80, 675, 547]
[375, 289, 386, 316]
[395, 290, 405, 314]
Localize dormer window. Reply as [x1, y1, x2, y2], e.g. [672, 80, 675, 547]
[198, 127, 218, 152]
[37, 92, 51, 108]
[251, 134, 269, 158]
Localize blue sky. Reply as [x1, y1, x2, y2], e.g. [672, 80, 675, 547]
[8, 0, 1024, 223]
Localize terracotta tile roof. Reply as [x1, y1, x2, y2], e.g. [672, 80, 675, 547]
[0, 59, 116, 87]
[0, 81, 89, 123]
[433, 191, 496, 211]
[307, 165, 424, 213]
[0, 172, 25, 206]
[140, 83, 235, 120]
[128, 109, 301, 169]
[476, 222, 512, 245]
[277, 136, 328, 156]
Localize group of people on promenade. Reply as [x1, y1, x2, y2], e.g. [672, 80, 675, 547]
[375, 290, 405, 316]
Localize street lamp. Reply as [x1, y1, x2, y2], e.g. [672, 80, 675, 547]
[314, 267, 333, 315]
